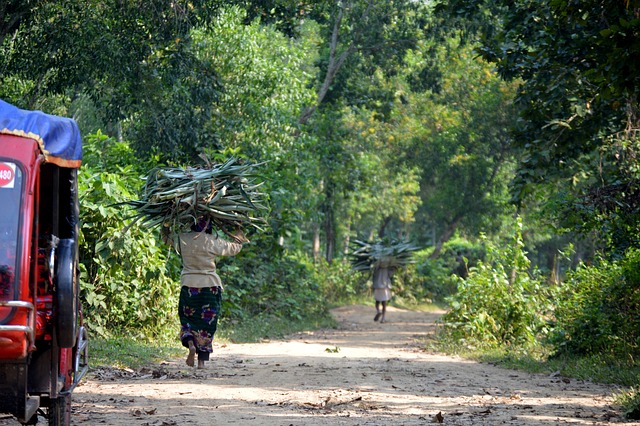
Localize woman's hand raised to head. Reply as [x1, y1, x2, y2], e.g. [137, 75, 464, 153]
[232, 230, 250, 244]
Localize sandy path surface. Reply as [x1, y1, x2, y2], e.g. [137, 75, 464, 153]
[3, 304, 637, 425]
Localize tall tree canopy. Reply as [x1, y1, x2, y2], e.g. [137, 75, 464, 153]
[1, 0, 523, 262]
[392, 39, 518, 254]
[436, 0, 640, 253]
[0, 0, 226, 161]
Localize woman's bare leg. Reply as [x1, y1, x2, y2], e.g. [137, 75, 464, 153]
[379, 301, 387, 323]
[186, 340, 196, 367]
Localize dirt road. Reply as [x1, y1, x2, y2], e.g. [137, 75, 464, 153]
[4, 304, 637, 425]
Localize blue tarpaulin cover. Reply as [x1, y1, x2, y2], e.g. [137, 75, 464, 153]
[0, 99, 82, 168]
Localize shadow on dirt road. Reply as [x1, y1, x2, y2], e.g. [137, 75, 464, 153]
[1, 304, 635, 425]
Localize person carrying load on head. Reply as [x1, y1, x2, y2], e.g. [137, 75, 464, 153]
[177, 217, 249, 369]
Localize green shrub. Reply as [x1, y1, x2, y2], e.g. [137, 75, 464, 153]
[415, 240, 486, 303]
[439, 218, 552, 348]
[416, 259, 459, 302]
[220, 241, 329, 329]
[79, 132, 180, 338]
[550, 249, 640, 358]
[615, 387, 640, 420]
[312, 257, 368, 304]
[439, 238, 486, 279]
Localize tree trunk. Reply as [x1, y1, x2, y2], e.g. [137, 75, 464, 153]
[325, 207, 335, 263]
[323, 179, 337, 263]
[428, 216, 462, 259]
[298, 0, 374, 125]
[378, 216, 391, 239]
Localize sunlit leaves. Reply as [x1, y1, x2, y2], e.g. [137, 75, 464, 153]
[193, 7, 317, 160]
[78, 133, 180, 338]
[441, 217, 552, 348]
[389, 38, 519, 247]
[190, 7, 319, 245]
[438, 1, 640, 243]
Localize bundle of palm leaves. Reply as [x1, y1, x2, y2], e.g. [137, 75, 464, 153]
[349, 238, 420, 272]
[124, 157, 268, 238]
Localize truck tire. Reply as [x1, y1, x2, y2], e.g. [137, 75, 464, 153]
[55, 239, 78, 349]
[48, 394, 71, 426]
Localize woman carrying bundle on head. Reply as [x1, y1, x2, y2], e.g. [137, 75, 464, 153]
[372, 264, 395, 323]
[177, 217, 249, 369]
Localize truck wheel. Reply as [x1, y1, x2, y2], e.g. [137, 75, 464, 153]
[55, 239, 78, 348]
[48, 394, 71, 426]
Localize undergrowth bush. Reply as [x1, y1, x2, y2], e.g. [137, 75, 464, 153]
[438, 238, 486, 279]
[79, 133, 180, 339]
[221, 241, 328, 324]
[550, 249, 640, 358]
[414, 258, 455, 302]
[615, 388, 640, 420]
[415, 239, 486, 303]
[220, 248, 359, 341]
[312, 257, 368, 304]
[439, 218, 553, 349]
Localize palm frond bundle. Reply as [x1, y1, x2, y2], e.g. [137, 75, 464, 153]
[124, 158, 269, 237]
[349, 238, 420, 272]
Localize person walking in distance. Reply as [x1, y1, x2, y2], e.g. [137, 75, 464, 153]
[372, 265, 394, 323]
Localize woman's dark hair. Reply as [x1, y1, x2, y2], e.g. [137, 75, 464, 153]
[191, 217, 213, 234]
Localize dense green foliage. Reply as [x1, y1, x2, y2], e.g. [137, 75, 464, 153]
[1, 0, 226, 161]
[551, 250, 640, 358]
[431, 1, 640, 415]
[78, 132, 181, 338]
[415, 238, 486, 302]
[220, 244, 326, 325]
[440, 218, 552, 348]
[386, 38, 519, 251]
[436, 0, 640, 254]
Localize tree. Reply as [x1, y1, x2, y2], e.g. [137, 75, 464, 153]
[297, 0, 433, 124]
[340, 108, 422, 241]
[388, 39, 519, 256]
[436, 0, 640, 253]
[189, 7, 320, 248]
[0, 0, 225, 161]
[288, 1, 434, 261]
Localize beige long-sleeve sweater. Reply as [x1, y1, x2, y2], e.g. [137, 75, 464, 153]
[178, 232, 243, 288]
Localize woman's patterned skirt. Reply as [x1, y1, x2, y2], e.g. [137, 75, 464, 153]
[178, 286, 222, 361]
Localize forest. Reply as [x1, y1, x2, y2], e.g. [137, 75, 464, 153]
[2, 0, 640, 414]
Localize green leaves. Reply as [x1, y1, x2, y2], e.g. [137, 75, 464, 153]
[551, 248, 640, 358]
[1, 0, 224, 161]
[78, 133, 181, 338]
[440, 217, 552, 348]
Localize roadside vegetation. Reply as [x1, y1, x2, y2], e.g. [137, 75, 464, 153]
[432, 219, 640, 418]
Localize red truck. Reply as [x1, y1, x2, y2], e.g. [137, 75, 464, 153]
[0, 100, 88, 425]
